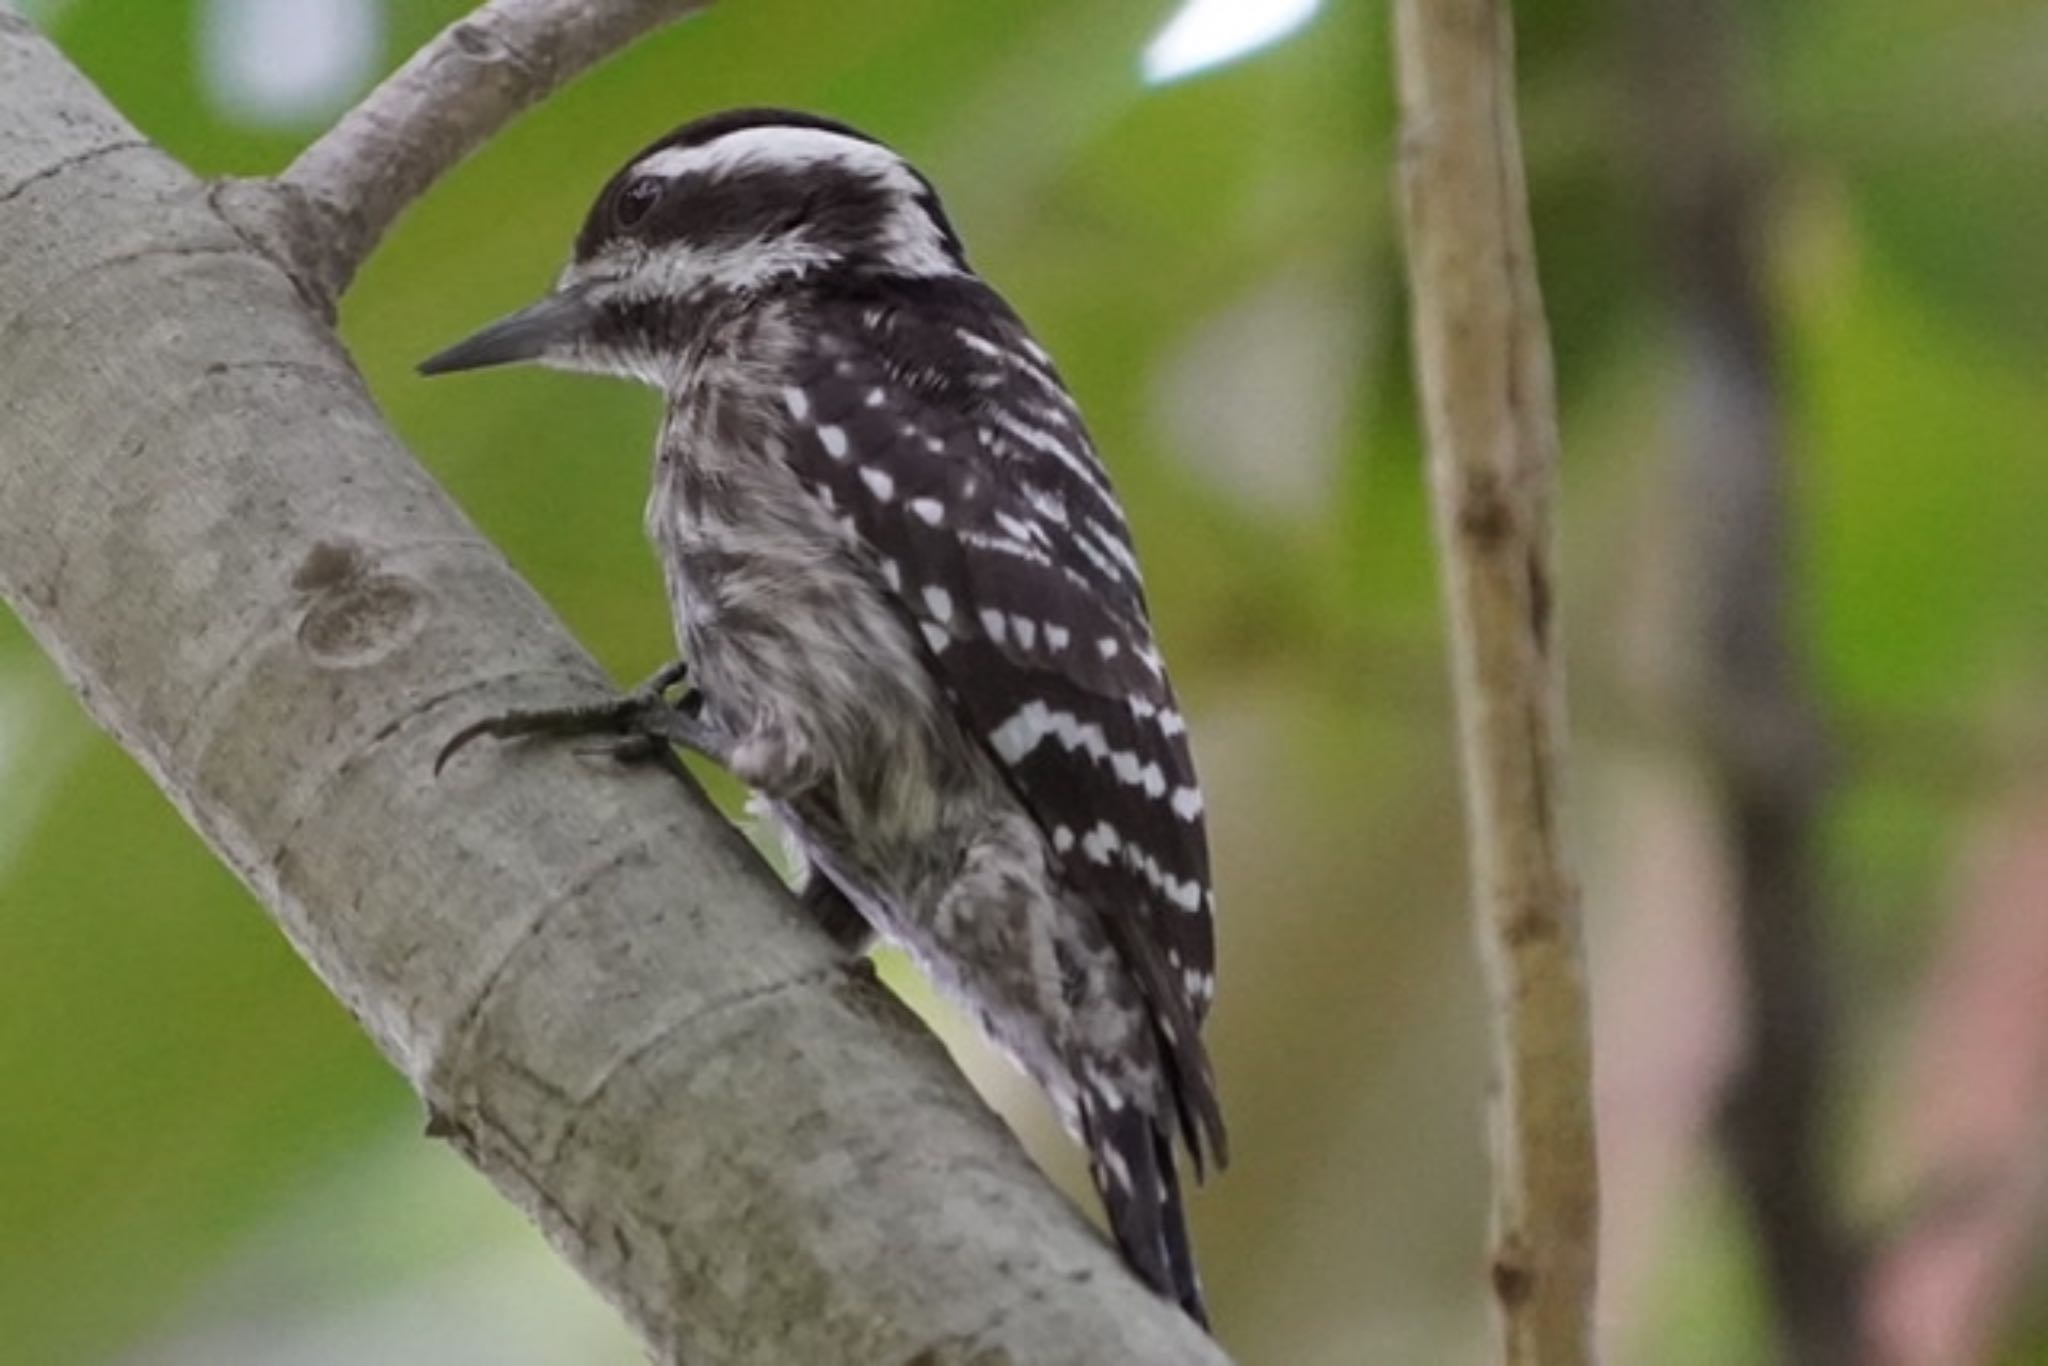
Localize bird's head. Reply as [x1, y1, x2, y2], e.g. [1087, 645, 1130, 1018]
[419, 108, 966, 385]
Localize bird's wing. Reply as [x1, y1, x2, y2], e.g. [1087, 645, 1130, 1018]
[777, 276, 1224, 1171]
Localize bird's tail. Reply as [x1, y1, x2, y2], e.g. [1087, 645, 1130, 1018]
[1083, 1092, 1208, 1329]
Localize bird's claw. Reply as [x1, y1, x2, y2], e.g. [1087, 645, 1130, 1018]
[434, 661, 703, 775]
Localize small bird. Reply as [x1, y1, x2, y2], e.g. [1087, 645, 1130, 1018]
[422, 108, 1226, 1324]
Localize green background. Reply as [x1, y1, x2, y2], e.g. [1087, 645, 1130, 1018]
[5, 0, 2047, 1361]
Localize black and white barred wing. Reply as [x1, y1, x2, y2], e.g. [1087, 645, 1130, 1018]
[781, 279, 1225, 1169]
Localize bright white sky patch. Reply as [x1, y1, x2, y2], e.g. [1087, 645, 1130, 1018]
[1142, 0, 1324, 84]
[201, 0, 382, 126]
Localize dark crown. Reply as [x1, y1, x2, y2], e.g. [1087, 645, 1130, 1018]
[571, 108, 967, 275]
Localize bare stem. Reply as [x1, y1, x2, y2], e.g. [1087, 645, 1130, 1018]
[1391, 2, 1599, 1361]
[272, 0, 709, 304]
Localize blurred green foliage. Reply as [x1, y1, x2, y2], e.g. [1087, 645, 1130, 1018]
[5, 0, 2047, 1362]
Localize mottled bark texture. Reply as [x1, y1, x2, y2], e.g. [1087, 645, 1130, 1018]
[0, 9, 1228, 1364]
[1392, 1, 1600, 1362]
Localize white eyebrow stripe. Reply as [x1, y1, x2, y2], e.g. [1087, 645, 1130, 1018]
[634, 127, 915, 187]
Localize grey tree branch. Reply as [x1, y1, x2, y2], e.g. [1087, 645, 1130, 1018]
[1391, 2, 1599, 1362]
[256, 0, 708, 308]
[0, 11, 1228, 1364]
[1625, 1, 1863, 1361]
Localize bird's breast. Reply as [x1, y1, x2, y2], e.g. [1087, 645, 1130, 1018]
[642, 400, 945, 773]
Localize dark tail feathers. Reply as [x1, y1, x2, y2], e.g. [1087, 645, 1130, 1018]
[1084, 1093, 1209, 1329]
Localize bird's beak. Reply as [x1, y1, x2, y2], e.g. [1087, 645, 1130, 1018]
[417, 289, 600, 376]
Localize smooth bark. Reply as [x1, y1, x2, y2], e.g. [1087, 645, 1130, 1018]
[1392, 1, 1600, 1360]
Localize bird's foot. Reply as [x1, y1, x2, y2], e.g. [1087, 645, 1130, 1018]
[435, 660, 719, 774]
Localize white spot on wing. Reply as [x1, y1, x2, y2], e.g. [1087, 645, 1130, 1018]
[1081, 821, 1122, 865]
[955, 329, 1004, 359]
[960, 530, 1052, 567]
[1099, 1142, 1133, 1194]
[1086, 518, 1143, 579]
[1069, 531, 1123, 583]
[989, 699, 1048, 763]
[910, 497, 944, 525]
[1024, 485, 1070, 527]
[986, 407, 1120, 517]
[860, 466, 894, 501]
[1123, 841, 1206, 912]
[995, 511, 1041, 545]
[818, 424, 850, 460]
[1029, 398, 1077, 430]
[923, 585, 953, 622]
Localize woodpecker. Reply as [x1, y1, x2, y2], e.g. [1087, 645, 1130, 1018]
[422, 108, 1226, 1325]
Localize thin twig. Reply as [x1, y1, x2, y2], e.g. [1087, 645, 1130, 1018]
[1623, 2, 1864, 1360]
[270, 0, 708, 304]
[1391, 2, 1599, 1361]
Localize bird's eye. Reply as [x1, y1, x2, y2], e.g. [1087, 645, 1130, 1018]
[615, 176, 662, 228]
